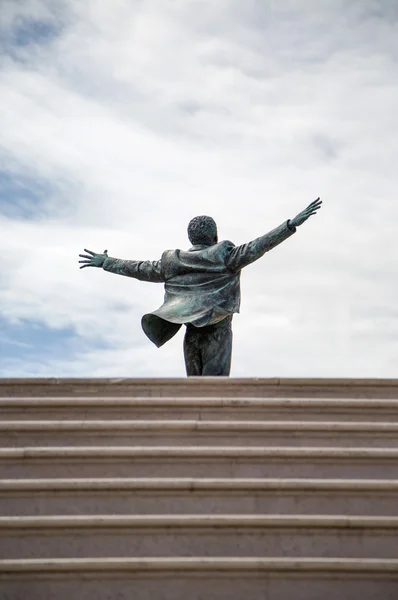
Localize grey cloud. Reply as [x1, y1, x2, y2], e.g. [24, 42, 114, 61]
[0, 0, 397, 377]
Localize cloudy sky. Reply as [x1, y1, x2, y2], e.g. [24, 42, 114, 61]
[1, 0, 397, 378]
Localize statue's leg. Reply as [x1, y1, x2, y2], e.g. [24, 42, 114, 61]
[201, 317, 232, 376]
[184, 318, 233, 376]
[183, 325, 203, 376]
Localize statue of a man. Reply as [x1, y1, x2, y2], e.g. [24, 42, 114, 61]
[79, 198, 322, 376]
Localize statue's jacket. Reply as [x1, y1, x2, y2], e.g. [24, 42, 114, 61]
[103, 220, 296, 347]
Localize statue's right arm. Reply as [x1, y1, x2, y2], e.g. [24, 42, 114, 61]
[79, 249, 165, 283]
[224, 220, 296, 273]
[103, 256, 164, 282]
[224, 199, 322, 273]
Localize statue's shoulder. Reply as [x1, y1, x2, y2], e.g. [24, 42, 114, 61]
[161, 248, 178, 259]
[217, 240, 235, 252]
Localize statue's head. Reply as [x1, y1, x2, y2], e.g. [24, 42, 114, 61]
[187, 215, 218, 246]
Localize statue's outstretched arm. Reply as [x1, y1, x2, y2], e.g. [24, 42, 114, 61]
[78, 249, 164, 283]
[226, 198, 322, 273]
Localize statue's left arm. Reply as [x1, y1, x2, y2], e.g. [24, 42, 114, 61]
[225, 198, 322, 273]
[78, 249, 165, 282]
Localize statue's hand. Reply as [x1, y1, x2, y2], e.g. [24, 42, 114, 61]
[290, 198, 322, 228]
[78, 249, 109, 269]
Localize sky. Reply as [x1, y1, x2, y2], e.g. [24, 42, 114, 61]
[0, 0, 397, 378]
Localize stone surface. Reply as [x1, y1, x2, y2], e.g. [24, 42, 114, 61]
[2, 445, 398, 478]
[1, 377, 398, 599]
[2, 419, 398, 447]
[3, 396, 398, 421]
[2, 515, 398, 559]
[2, 377, 398, 398]
[2, 477, 398, 516]
[2, 558, 398, 600]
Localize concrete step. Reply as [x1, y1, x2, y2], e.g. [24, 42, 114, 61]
[1, 557, 398, 600]
[2, 377, 398, 398]
[3, 397, 398, 421]
[2, 514, 398, 559]
[3, 377, 398, 600]
[1, 446, 398, 478]
[3, 419, 398, 447]
[2, 477, 398, 516]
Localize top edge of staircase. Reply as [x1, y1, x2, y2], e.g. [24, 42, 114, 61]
[1, 377, 398, 398]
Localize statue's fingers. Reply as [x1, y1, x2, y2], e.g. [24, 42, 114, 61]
[78, 259, 91, 264]
[307, 199, 321, 209]
[79, 254, 93, 259]
[79, 263, 95, 269]
[83, 249, 96, 256]
[305, 205, 321, 216]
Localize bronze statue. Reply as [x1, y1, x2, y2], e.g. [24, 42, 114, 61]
[79, 198, 322, 376]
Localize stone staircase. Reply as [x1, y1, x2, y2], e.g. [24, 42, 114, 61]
[1, 377, 398, 599]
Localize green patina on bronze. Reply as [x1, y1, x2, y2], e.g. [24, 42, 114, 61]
[79, 198, 322, 376]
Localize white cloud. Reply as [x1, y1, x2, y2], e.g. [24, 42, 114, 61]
[1, 0, 398, 377]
